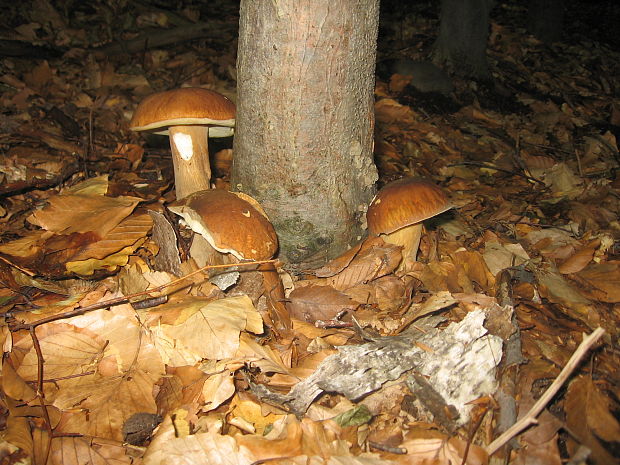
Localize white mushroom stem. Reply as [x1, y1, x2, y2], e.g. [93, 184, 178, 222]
[381, 223, 423, 271]
[168, 125, 212, 199]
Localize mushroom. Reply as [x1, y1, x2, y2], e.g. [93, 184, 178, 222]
[129, 87, 235, 199]
[366, 177, 453, 271]
[168, 189, 277, 262]
[169, 189, 291, 331]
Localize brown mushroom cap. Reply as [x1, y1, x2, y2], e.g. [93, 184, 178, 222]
[168, 189, 278, 261]
[129, 87, 236, 137]
[367, 177, 453, 235]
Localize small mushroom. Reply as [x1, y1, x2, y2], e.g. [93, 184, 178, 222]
[130, 87, 235, 199]
[366, 177, 453, 271]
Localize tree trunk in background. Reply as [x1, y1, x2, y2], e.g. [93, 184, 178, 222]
[433, 0, 494, 80]
[232, 0, 379, 269]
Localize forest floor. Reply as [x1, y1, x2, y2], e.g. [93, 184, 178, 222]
[0, 1, 619, 464]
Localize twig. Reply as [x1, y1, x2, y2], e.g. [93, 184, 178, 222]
[575, 148, 583, 178]
[30, 326, 53, 464]
[368, 441, 407, 454]
[486, 327, 605, 455]
[9, 259, 277, 331]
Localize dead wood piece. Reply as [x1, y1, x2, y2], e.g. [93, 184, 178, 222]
[250, 309, 502, 421]
[492, 269, 525, 460]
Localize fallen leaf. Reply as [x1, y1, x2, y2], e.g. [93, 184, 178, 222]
[565, 376, 620, 464]
[558, 239, 600, 274]
[158, 295, 263, 362]
[287, 285, 359, 323]
[572, 261, 620, 302]
[28, 194, 141, 238]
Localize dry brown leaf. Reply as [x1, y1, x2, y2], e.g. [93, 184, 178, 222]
[482, 240, 530, 276]
[523, 227, 579, 259]
[565, 376, 620, 464]
[23, 60, 53, 92]
[229, 394, 286, 435]
[53, 368, 158, 441]
[279, 456, 393, 465]
[322, 239, 401, 291]
[542, 163, 584, 200]
[567, 201, 617, 233]
[156, 366, 207, 414]
[374, 139, 402, 161]
[522, 152, 557, 170]
[4, 411, 34, 458]
[100, 62, 151, 90]
[287, 285, 359, 323]
[156, 295, 263, 363]
[558, 239, 599, 274]
[0, 229, 51, 261]
[47, 435, 133, 465]
[32, 426, 50, 465]
[19, 124, 83, 154]
[313, 241, 365, 278]
[512, 433, 562, 465]
[463, 106, 502, 127]
[451, 249, 496, 293]
[68, 299, 164, 374]
[340, 275, 406, 314]
[393, 436, 488, 465]
[236, 416, 351, 460]
[513, 364, 563, 464]
[200, 360, 237, 412]
[291, 320, 353, 348]
[401, 291, 457, 325]
[375, 98, 417, 126]
[28, 193, 141, 238]
[388, 73, 413, 93]
[65, 212, 152, 275]
[2, 359, 36, 402]
[6, 146, 66, 182]
[11, 303, 166, 441]
[237, 332, 291, 374]
[113, 143, 145, 170]
[144, 415, 251, 465]
[416, 260, 461, 293]
[16, 325, 107, 387]
[63, 174, 110, 196]
[572, 261, 620, 303]
[533, 264, 600, 327]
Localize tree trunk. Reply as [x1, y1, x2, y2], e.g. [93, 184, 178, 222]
[432, 0, 494, 80]
[232, 0, 379, 268]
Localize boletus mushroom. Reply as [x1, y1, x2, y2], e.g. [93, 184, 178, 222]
[169, 189, 291, 331]
[366, 177, 453, 271]
[130, 87, 235, 199]
[168, 189, 277, 262]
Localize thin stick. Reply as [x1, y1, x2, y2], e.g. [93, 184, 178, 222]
[9, 259, 277, 331]
[486, 327, 605, 455]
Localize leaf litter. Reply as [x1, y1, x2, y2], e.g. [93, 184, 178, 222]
[0, 1, 619, 465]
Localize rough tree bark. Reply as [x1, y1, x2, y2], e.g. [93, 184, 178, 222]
[232, 0, 379, 268]
[432, 0, 494, 80]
